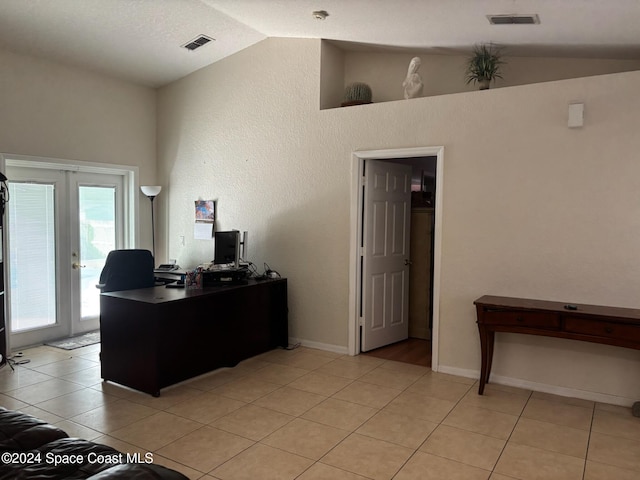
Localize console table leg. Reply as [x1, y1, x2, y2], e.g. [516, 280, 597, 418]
[486, 331, 495, 385]
[478, 325, 493, 395]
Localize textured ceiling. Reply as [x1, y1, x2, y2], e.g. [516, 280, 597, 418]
[1, 0, 639, 87]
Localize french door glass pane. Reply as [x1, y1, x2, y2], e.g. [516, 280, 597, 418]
[8, 183, 57, 332]
[79, 186, 116, 319]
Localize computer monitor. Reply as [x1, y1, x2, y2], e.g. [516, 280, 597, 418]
[213, 230, 240, 267]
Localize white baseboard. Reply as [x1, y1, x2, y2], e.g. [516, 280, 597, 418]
[288, 337, 349, 355]
[437, 364, 636, 407]
[434, 364, 477, 379]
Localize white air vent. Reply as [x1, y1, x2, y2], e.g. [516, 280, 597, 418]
[487, 14, 540, 25]
[182, 35, 215, 51]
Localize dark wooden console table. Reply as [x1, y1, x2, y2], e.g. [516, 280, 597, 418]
[474, 295, 640, 395]
[100, 278, 288, 396]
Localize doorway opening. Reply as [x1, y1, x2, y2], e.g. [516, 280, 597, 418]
[349, 146, 444, 371]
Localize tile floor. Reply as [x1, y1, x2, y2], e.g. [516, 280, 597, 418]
[1, 344, 639, 480]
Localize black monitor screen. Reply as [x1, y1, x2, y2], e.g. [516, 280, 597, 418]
[213, 231, 240, 265]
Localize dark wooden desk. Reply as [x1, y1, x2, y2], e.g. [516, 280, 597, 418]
[474, 295, 640, 395]
[100, 278, 288, 396]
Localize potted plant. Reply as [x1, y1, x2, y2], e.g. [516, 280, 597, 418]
[465, 44, 504, 90]
[341, 82, 373, 106]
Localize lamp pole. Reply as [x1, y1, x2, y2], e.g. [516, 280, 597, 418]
[140, 186, 162, 262]
[149, 195, 156, 258]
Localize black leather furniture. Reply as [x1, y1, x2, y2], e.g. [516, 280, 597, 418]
[96, 249, 155, 293]
[0, 407, 188, 479]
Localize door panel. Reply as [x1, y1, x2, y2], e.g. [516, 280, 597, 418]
[361, 160, 412, 351]
[390, 271, 405, 325]
[8, 180, 61, 333]
[7, 166, 124, 348]
[78, 185, 116, 319]
[391, 200, 408, 253]
[71, 173, 123, 334]
[372, 201, 386, 256]
[371, 273, 385, 330]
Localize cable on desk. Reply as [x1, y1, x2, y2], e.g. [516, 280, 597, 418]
[263, 263, 281, 279]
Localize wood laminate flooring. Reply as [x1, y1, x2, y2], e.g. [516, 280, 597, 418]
[362, 337, 431, 367]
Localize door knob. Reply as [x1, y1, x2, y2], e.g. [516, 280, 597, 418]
[72, 262, 86, 269]
[404, 259, 412, 266]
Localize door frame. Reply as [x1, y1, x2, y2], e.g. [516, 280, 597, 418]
[349, 146, 444, 370]
[0, 153, 139, 351]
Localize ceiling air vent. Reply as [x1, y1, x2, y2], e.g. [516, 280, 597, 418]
[182, 35, 215, 51]
[487, 14, 540, 25]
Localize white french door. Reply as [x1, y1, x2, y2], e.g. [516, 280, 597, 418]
[7, 165, 125, 348]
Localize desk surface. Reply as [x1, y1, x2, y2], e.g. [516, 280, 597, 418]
[101, 278, 285, 304]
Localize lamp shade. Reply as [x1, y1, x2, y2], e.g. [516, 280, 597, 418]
[140, 185, 162, 197]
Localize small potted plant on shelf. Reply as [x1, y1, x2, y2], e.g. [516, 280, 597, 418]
[341, 82, 373, 106]
[465, 43, 504, 90]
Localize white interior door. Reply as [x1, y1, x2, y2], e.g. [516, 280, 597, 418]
[7, 166, 124, 348]
[361, 160, 412, 351]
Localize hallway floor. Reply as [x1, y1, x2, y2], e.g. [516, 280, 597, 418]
[362, 338, 431, 367]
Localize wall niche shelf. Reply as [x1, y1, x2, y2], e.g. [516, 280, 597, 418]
[319, 40, 640, 111]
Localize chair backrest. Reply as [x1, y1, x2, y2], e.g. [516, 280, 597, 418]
[98, 249, 155, 293]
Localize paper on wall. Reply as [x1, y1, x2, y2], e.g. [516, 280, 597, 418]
[194, 222, 213, 239]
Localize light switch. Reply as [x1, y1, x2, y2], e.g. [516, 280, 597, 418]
[568, 103, 584, 128]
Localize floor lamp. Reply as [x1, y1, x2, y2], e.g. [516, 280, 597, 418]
[140, 185, 162, 262]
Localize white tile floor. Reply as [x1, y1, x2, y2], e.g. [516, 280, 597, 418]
[1, 344, 640, 480]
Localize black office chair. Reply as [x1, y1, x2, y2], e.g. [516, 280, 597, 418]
[96, 249, 155, 293]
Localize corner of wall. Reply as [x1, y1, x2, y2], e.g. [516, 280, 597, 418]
[320, 41, 345, 110]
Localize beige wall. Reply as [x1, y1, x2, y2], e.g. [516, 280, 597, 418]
[0, 47, 157, 249]
[158, 38, 640, 405]
[342, 51, 640, 103]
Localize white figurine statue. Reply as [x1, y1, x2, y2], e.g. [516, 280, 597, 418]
[403, 57, 424, 99]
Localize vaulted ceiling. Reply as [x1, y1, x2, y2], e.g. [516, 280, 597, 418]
[1, 0, 638, 87]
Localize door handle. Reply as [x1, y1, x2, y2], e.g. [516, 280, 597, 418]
[71, 251, 85, 269]
[404, 259, 412, 266]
